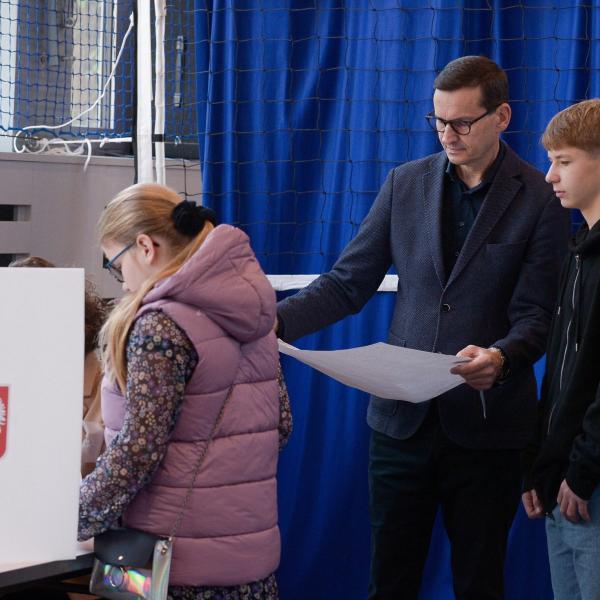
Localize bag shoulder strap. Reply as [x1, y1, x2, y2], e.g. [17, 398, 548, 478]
[167, 382, 236, 540]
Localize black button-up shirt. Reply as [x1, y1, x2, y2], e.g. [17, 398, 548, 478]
[441, 143, 506, 281]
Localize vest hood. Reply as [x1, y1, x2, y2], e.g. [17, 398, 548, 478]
[142, 225, 275, 343]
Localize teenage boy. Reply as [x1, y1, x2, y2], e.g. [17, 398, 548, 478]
[522, 98, 600, 600]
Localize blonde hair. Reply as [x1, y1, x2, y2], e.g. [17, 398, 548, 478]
[542, 99, 600, 154]
[99, 183, 214, 391]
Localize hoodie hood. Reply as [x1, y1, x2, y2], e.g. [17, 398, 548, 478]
[570, 220, 600, 257]
[142, 224, 275, 342]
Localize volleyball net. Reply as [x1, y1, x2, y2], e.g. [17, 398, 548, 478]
[6, 1, 599, 282]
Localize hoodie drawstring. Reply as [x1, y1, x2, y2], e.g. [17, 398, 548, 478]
[575, 254, 582, 352]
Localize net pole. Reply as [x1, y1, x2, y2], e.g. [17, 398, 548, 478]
[154, 0, 167, 185]
[136, 0, 154, 182]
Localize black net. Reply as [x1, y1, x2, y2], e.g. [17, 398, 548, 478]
[5, 0, 135, 153]
[8, 1, 600, 273]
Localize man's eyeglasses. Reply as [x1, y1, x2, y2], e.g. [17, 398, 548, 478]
[103, 242, 135, 283]
[425, 107, 497, 136]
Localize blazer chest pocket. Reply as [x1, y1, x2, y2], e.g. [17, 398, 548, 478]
[485, 240, 528, 260]
[485, 240, 528, 286]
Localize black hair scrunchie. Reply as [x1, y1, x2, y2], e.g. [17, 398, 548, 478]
[171, 201, 217, 237]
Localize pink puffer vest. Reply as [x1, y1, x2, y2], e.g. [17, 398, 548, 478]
[101, 225, 281, 586]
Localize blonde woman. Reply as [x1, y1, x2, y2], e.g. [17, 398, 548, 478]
[78, 183, 291, 599]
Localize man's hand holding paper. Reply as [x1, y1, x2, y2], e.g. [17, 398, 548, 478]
[450, 345, 504, 390]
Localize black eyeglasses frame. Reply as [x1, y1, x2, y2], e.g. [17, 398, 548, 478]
[425, 106, 498, 136]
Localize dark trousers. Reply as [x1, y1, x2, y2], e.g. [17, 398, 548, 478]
[368, 404, 521, 600]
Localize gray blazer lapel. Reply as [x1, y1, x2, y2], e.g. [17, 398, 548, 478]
[447, 148, 523, 287]
[422, 154, 446, 288]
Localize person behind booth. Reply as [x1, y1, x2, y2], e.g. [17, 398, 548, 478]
[522, 99, 600, 600]
[78, 183, 291, 600]
[8, 256, 107, 477]
[275, 55, 571, 600]
[80, 282, 107, 477]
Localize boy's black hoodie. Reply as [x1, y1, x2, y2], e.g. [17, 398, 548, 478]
[524, 220, 600, 512]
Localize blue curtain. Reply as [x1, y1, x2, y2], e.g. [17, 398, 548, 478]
[195, 2, 599, 598]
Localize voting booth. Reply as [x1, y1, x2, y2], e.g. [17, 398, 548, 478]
[0, 268, 84, 570]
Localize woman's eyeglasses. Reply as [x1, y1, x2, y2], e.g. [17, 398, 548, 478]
[103, 242, 135, 283]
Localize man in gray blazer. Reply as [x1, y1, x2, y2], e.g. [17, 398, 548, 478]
[276, 56, 570, 600]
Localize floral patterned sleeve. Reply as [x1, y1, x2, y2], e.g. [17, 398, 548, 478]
[277, 362, 292, 449]
[78, 311, 198, 540]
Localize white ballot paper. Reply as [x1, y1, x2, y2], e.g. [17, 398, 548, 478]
[278, 340, 469, 402]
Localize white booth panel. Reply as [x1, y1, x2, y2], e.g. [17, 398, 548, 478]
[0, 268, 84, 567]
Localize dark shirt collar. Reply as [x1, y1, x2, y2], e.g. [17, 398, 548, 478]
[445, 142, 506, 193]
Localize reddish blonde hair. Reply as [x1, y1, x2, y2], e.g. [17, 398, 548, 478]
[542, 99, 600, 154]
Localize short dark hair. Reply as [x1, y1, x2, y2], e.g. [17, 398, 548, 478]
[84, 280, 108, 355]
[434, 56, 509, 111]
[8, 255, 55, 268]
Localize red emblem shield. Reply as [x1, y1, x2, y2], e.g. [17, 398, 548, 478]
[0, 386, 8, 458]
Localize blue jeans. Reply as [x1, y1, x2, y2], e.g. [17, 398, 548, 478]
[546, 485, 600, 600]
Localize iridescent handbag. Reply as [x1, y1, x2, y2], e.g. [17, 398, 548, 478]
[89, 527, 171, 600]
[89, 385, 235, 599]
